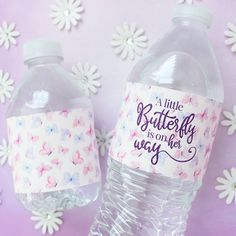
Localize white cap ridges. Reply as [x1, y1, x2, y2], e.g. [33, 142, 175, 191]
[23, 39, 63, 62]
[172, 4, 212, 28]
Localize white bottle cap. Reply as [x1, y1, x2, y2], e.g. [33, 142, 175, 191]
[172, 4, 212, 28]
[23, 39, 63, 62]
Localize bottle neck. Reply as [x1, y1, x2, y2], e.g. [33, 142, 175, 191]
[25, 56, 63, 68]
[172, 17, 208, 31]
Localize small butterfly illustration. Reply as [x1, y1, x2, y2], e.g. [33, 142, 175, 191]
[210, 111, 218, 123]
[46, 176, 57, 188]
[86, 125, 94, 137]
[117, 151, 126, 161]
[64, 172, 79, 185]
[193, 169, 202, 181]
[83, 163, 94, 176]
[73, 117, 85, 127]
[45, 124, 58, 135]
[31, 116, 42, 128]
[61, 128, 72, 140]
[28, 134, 39, 142]
[51, 158, 62, 169]
[124, 93, 130, 103]
[22, 163, 32, 173]
[197, 109, 208, 122]
[39, 142, 53, 156]
[37, 163, 52, 176]
[58, 145, 69, 154]
[174, 166, 188, 180]
[59, 110, 70, 117]
[74, 133, 84, 143]
[14, 135, 22, 146]
[204, 127, 210, 138]
[204, 144, 211, 158]
[129, 130, 139, 140]
[16, 119, 25, 128]
[83, 143, 93, 155]
[211, 124, 218, 137]
[72, 151, 84, 165]
[182, 95, 198, 106]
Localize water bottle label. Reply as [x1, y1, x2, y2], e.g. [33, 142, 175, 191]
[109, 82, 222, 181]
[7, 108, 101, 193]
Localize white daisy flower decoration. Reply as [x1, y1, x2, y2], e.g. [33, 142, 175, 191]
[50, 0, 84, 31]
[215, 168, 236, 205]
[71, 62, 101, 96]
[0, 70, 14, 104]
[221, 105, 236, 135]
[95, 129, 114, 157]
[224, 22, 236, 52]
[111, 23, 148, 60]
[0, 21, 20, 50]
[0, 139, 11, 166]
[31, 210, 63, 235]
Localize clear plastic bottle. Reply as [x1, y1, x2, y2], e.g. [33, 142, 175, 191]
[6, 39, 101, 213]
[90, 5, 223, 236]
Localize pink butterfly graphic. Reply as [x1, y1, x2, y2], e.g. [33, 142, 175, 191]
[174, 167, 188, 179]
[58, 145, 69, 154]
[129, 130, 139, 141]
[83, 162, 94, 176]
[46, 176, 57, 188]
[210, 111, 218, 123]
[193, 169, 202, 181]
[51, 158, 62, 169]
[14, 135, 22, 146]
[72, 151, 84, 165]
[182, 95, 198, 106]
[211, 124, 218, 138]
[198, 108, 208, 122]
[59, 110, 70, 117]
[39, 142, 53, 156]
[124, 93, 130, 103]
[83, 143, 93, 155]
[117, 151, 126, 161]
[37, 163, 52, 176]
[204, 144, 211, 158]
[73, 117, 85, 127]
[86, 125, 94, 137]
[28, 134, 39, 142]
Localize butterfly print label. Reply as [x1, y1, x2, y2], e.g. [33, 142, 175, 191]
[7, 108, 101, 193]
[109, 82, 222, 181]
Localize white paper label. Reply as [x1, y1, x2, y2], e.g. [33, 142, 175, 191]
[7, 108, 101, 193]
[109, 82, 222, 181]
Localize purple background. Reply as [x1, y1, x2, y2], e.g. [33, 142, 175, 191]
[0, 0, 236, 235]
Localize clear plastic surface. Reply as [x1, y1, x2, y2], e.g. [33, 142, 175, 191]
[7, 56, 101, 213]
[90, 16, 224, 236]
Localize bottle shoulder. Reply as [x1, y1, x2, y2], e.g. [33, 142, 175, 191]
[7, 64, 90, 117]
[129, 25, 224, 102]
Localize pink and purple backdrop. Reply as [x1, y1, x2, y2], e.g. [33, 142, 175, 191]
[0, 0, 235, 235]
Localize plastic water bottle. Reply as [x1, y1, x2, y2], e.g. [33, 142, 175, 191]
[6, 39, 101, 213]
[90, 4, 224, 236]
